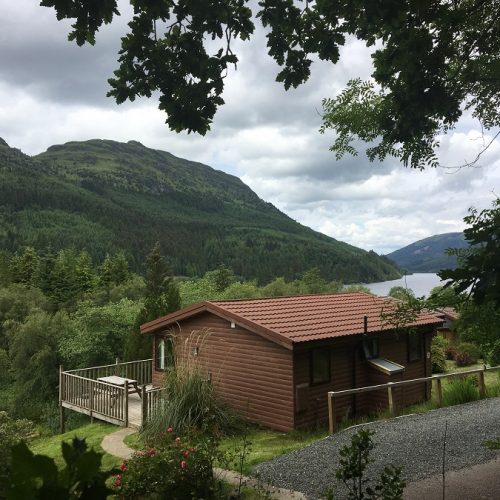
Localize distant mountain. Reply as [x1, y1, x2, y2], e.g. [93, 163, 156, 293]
[386, 233, 467, 273]
[0, 138, 401, 283]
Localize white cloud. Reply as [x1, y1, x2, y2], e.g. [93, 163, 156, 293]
[1, 1, 499, 256]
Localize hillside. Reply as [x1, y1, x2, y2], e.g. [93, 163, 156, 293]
[0, 138, 401, 283]
[386, 232, 467, 272]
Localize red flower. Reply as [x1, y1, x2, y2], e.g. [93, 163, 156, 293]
[147, 447, 156, 456]
[114, 474, 122, 487]
[167, 427, 173, 433]
[120, 462, 127, 472]
[183, 450, 190, 458]
[180, 460, 187, 469]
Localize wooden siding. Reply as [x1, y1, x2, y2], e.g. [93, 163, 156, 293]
[293, 327, 435, 428]
[152, 312, 294, 432]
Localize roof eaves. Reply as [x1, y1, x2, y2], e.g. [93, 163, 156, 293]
[140, 300, 294, 350]
[140, 301, 210, 333]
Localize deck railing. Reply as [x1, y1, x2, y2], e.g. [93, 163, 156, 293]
[141, 386, 168, 424]
[60, 371, 129, 426]
[64, 358, 153, 386]
[327, 365, 500, 434]
[60, 359, 158, 430]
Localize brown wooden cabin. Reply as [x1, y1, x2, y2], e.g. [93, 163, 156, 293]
[434, 307, 459, 343]
[140, 292, 443, 432]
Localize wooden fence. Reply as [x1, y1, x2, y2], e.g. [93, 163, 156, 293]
[328, 365, 500, 434]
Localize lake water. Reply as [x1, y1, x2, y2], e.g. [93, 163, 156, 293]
[363, 273, 445, 298]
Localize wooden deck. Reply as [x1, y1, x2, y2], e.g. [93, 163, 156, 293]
[59, 359, 166, 431]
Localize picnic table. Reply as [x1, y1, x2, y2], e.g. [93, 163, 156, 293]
[97, 375, 141, 397]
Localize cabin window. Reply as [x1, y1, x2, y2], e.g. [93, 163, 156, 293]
[156, 336, 174, 371]
[362, 338, 379, 360]
[408, 331, 422, 362]
[310, 348, 331, 385]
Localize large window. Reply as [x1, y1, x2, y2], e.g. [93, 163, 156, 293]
[156, 336, 174, 371]
[408, 331, 422, 362]
[310, 348, 331, 385]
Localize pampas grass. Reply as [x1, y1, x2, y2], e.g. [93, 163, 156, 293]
[141, 329, 239, 441]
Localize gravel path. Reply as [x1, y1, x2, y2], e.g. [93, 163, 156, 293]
[254, 398, 500, 499]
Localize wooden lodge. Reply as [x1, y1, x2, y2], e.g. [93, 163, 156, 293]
[141, 292, 444, 432]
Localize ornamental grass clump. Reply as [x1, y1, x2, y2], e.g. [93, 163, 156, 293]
[443, 377, 479, 406]
[142, 330, 239, 442]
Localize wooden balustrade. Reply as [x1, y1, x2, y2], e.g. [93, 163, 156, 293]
[328, 365, 500, 434]
[141, 386, 167, 424]
[65, 359, 153, 386]
[60, 371, 128, 426]
[59, 359, 167, 431]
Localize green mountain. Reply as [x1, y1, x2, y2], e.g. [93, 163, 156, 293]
[0, 138, 401, 283]
[386, 232, 467, 273]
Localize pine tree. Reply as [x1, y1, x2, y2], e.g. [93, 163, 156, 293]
[9, 247, 39, 286]
[125, 242, 181, 360]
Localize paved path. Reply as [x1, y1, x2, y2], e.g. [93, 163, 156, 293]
[101, 427, 135, 460]
[404, 458, 500, 500]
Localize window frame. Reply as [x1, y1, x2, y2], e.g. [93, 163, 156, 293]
[362, 338, 380, 360]
[155, 335, 175, 371]
[407, 330, 422, 362]
[310, 347, 331, 386]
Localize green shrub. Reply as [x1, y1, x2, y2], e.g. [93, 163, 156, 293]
[0, 411, 37, 491]
[455, 351, 474, 367]
[115, 430, 222, 499]
[432, 335, 449, 349]
[331, 429, 405, 500]
[2, 437, 114, 498]
[444, 345, 457, 360]
[443, 377, 479, 406]
[487, 340, 500, 366]
[431, 337, 447, 373]
[455, 342, 481, 363]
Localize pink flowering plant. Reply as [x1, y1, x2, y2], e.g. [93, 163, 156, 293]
[113, 428, 223, 499]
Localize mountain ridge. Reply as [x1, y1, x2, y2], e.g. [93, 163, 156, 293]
[386, 232, 467, 273]
[0, 137, 401, 283]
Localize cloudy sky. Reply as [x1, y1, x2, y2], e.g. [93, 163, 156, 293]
[1, 1, 499, 255]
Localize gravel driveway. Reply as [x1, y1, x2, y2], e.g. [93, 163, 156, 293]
[254, 398, 500, 499]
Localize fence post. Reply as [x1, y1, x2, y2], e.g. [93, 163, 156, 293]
[59, 365, 65, 434]
[115, 357, 120, 376]
[124, 381, 129, 427]
[141, 385, 147, 426]
[328, 392, 336, 434]
[434, 377, 443, 407]
[89, 380, 95, 423]
[478, 369, 486, 398]
[387, 383, 395, 415]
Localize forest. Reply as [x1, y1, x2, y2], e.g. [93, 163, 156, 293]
[0, 242, 356, 429]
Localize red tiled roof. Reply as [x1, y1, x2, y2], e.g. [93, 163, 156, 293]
[141, 292, 443, 347]
[434, 307, 459, 321]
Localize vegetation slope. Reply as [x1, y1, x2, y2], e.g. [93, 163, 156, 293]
[0, 137, 400, 283]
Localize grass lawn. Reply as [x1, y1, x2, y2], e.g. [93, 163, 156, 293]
[123, 426, 326, 475]
[29, 422, 121, 471]
[218, 427, 327, 474]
